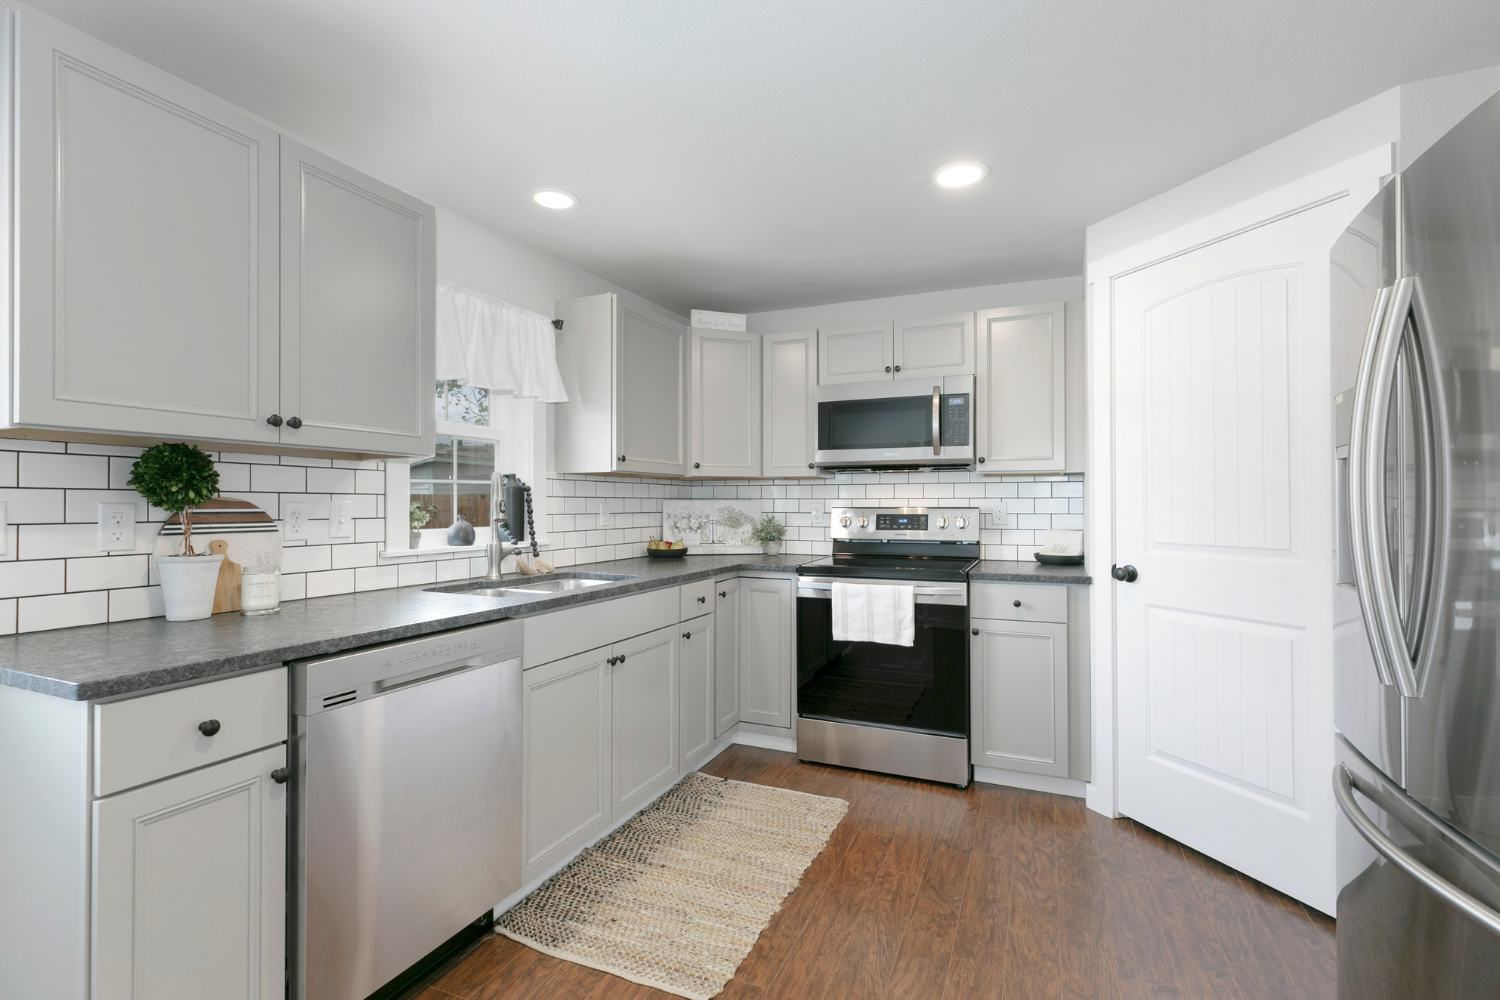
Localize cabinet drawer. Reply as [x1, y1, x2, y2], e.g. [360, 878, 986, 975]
[523, 587, 679, 669]
[680, 578, 715, 619]
[971, 582, 1068, 624]
[94, 668, 288, 797]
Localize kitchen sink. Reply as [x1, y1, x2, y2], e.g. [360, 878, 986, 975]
[427, 572, 636, 599]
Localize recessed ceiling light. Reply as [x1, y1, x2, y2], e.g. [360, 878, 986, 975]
[532, 188, 578, 210]
[933, 162, 988, 189]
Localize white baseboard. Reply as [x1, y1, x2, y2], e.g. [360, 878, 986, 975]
[732, 730, 797, 753]
[973, 765, 1087, 798]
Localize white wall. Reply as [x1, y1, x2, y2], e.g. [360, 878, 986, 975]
[747, 276, 1082, 333]
[1086, 65, 1500, 263]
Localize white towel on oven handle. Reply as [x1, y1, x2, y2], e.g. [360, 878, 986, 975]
[831, 582, 915, 646]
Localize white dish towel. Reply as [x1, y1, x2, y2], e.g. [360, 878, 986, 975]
[831, 582, 915, 647]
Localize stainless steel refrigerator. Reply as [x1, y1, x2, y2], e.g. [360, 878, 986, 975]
[1332, 89, 1500, 998]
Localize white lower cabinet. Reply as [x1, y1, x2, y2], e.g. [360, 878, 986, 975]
[970, 618, 1069, 777]
[714, 579, 742, 736]
[522, 647, 613, 883]
[740, 576, 795, 728]
[678, 614, 716, 772]
[92, 743, 286, 1000]
[612, 625, 680, 820]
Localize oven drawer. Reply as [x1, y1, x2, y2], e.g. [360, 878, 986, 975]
[970, 582, 1067, 624]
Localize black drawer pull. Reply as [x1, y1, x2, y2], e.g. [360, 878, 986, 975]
[198, 719, 221, 737]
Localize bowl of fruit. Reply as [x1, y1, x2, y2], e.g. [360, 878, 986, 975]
[647, 539, 688, 559]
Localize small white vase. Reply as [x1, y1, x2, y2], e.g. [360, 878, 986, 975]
[156, 553, 225, 621]
[763, 541, 781, 556]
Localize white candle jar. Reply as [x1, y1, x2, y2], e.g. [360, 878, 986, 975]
[240, 569, 282, 615]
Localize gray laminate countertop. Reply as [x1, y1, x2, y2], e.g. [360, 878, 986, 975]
[0, 554, 814, 701]
[969, 559, 1092, 584]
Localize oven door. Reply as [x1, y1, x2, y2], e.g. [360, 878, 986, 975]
[796, 577, 968, 737]
[815, 376, 974, 467]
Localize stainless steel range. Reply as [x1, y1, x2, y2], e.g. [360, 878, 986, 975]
[795, 506, 979, 786]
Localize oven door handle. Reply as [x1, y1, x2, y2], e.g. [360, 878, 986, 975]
[796, 579, 967, 603]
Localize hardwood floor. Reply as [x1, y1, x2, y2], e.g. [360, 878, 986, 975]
[402, 745, 1336, 1000]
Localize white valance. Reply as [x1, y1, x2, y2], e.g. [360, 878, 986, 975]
[436, 280, 569, 402]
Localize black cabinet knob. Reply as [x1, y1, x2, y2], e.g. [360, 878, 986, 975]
[618, 455, 626, 463]
[977, 456, 985, 464]
[719, 591, 728, 598]
[1014, 600, 1022, 608]
[617, 654, 626, 663]
[808, 463, 814, 469]
[271, 767, 289, 785]
[694, 462, 701, 469]
[266, 414, 283, 427]
[971, 627, 979, 635]
[894, 365, 901, 372]
[286, 416, 302, 429]
[1112, 564, 1139, 583]
[198, 719, 221, 737]
[683, 632, 691, 640]
[697, 595, 706, 603]
[884, 366, 892, 372]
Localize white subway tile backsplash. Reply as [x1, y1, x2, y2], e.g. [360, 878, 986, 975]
[0, 598, 14, 634]
[397, 562, 437, 587]
[0, 488, 65, 523]
[355, 565, 399, 591]
[355, 471, 384, 494]
[109, 586, 165, 622]
[305, 569, 355, 598]
[0, 560, 66, 598]
[250, 465, 306, 493]
[62, 490, 147, 523]
[282, 545, 332, 574]
[20, 453, 108, 489]
[19, 524, 106, 560]
[214, 462, 252, 493]
[0, 454, 16, 489]
[19, 591, 107, 632]
[67, 555, 149, 592]
[308, 468, 357, 494]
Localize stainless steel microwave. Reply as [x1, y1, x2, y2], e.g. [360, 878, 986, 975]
[814, 375, 974, 468]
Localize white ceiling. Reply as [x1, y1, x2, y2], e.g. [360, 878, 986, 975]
[28, 1, 1500, 314]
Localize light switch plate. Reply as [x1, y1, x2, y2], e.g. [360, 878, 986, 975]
[284, 500, 309, 539]
[97, 502, 136, 552]
[597, 500, 613, 529]
[329, 500, 354, 539]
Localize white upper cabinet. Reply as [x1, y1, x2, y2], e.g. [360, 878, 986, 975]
[10, 8, 281, 444]
[762, 329, 818, 477]
[689, 328, 760, 477]
[818, 322, 894, 384]
[976, 302, 1067, 472]
[555, 293, 688, 476]
[280, 139, 435, 455]
[893, 313, 975, 379]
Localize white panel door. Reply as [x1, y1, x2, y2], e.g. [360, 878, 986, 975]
[678, 614, 716, 771]
[92, 744, 285, 1000]
[616, 305, 687, 475]
[690, 329, 761, 477]
[971, 619, 1068, 777]
[976, 302, 1066, 472]
[762, 330, 818, 477]
[714, 579, 742, 736]
[818, 322, 894, 384]
[893, 313, 974, 379]
[12, 8, 280, 443]
[740, 576, 793, 728]
[612, 626, 679, 819]
[522, 647, 612, 882]
[1113, 201, 1346, 912]
[280, 137, 435, 455]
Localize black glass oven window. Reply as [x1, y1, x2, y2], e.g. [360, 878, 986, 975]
[875, 513, 927, 531]
[819, 396, 933, 450]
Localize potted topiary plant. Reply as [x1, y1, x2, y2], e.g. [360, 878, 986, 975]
[409, 500, 437, 549]
[750, 513, 787, 556]
[129, 443, 223, 621]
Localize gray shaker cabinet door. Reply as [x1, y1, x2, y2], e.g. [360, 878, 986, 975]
[615, 304, 687, 475]
[678, 613, 716, 771]
[690, 328, 761, 477]
[762, 330, 818, 477]
[92, 745, 286, 1000]
[740, 576, 794, 728]
[893, 313, 975, 379]
[280, 137, 435, 456]
[970, 618, 1069, 777]
[715, 578, 743, 736]
[975, 302, 1067, 472]
[818, 322, 894, 384]
[11, 8, 280, 443]
[611, 625, 680, 819]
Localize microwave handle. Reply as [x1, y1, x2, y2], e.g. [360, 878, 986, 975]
[932, 386, 941, 455]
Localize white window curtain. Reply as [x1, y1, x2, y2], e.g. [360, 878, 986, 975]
[436, 279, 569, 402]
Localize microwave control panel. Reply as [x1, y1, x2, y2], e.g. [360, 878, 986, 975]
[941, 394, 970, 446]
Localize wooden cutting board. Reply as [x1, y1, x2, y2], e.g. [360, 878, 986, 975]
[209, 540, 242, 613]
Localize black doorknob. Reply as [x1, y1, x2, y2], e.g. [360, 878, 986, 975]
[1013, 600, 1022, 608]
[266, 414, 283, 427]
[971, 627, 979, 635]
[271, 767, 289, 784]
[1112, 564, 1138, 583]
[286, 416, 302, 429]
[198, 719, 221, 737]
[884, 366, 892, 372]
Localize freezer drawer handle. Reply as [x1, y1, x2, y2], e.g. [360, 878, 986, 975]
[1333, 764, 1500, 938]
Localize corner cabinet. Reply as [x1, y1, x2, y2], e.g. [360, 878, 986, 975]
[554, 293, 687, 476]
[279, 139, 435, 455]
[740, 576, 795, 728]
[678, 614, 716, 771]
[976, 302, 1066, 472]
[762, 330, 818, 477]
[2, 7, 435, 457]
[689, 328, 760, 477]
[714, 578, 742, 735]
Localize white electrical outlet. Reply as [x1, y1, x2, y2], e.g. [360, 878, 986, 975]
[597, 500, 613, 529]
[97, 502, 136, 552]
[284, 500, 309, 539]
[984, 502, 1008, 529]
[329, 500, 354, 539]
[809, 500, 826, 526]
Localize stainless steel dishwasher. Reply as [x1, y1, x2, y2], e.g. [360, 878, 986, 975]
[290, 620, 523, 1000]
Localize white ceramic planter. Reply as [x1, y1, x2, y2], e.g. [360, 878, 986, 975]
[155, 553, 224, 621]
[763, 541, 781, 556]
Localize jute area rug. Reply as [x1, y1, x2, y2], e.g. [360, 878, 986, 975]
[496, 771, 849, 1000]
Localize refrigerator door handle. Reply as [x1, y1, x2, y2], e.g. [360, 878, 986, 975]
[1335, 764, 1500, 938]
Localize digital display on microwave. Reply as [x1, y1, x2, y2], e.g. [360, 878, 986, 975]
[876, 513, 927, 531]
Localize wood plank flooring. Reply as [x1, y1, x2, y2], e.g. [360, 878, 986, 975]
[401, 746, 1335, 1000]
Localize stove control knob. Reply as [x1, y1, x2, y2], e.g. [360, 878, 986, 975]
[839, 515, 851, 528]
[857, 516, 869, 528]
[955, 516, 969, 530]
[935, 516, 949, 529]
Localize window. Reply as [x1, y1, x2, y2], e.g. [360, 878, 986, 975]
[411, 381, 497, 531]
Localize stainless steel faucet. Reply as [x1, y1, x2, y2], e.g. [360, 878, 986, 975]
[485, 471, 523, 581]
